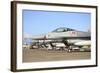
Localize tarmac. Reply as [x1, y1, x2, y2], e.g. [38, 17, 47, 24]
[23, 48, 91, 63]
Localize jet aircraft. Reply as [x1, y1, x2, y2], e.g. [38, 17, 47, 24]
[24, 27, 91, 51]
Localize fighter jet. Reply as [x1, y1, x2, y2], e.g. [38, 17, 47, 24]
[32, 27, 90, 40]
[25, 27, 91, 51]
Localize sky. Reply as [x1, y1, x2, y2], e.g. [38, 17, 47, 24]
[23, 10, 91, 36]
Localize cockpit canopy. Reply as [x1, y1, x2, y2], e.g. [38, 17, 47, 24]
[52, 27, 75, 32]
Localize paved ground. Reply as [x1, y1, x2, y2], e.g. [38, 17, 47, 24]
[22, 48, 91, 63]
